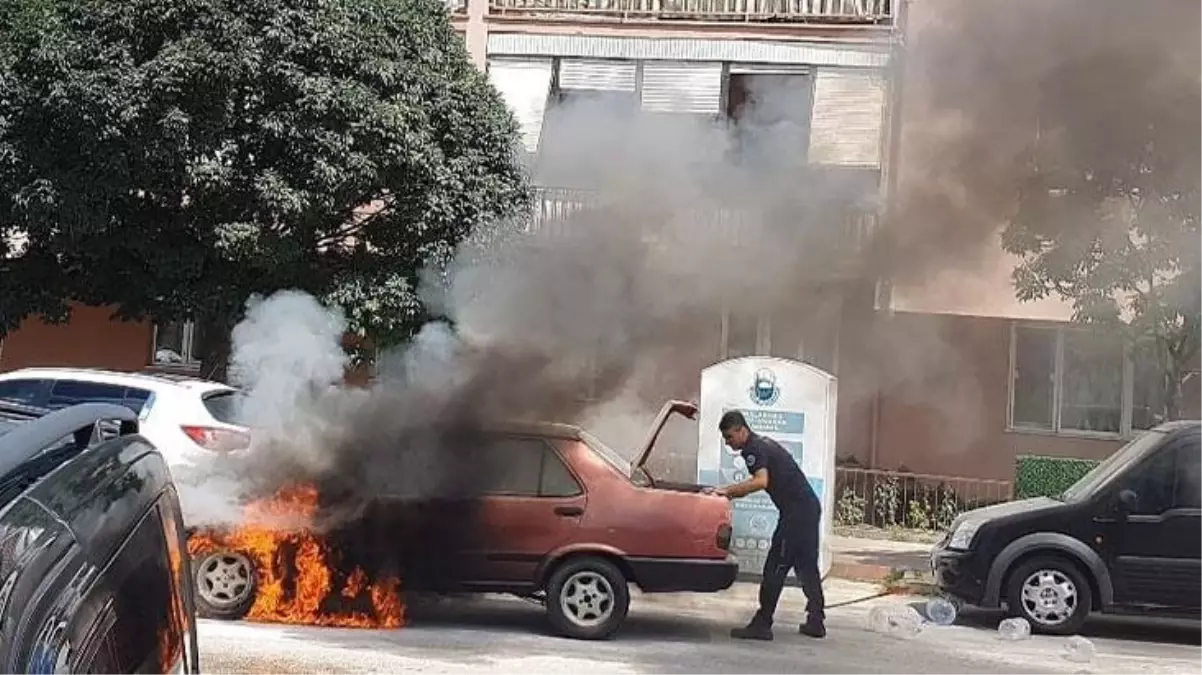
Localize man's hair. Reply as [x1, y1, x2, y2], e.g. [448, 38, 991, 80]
[719, 410, 748, 432]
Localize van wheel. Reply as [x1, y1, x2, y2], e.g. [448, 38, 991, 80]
[545, 557, 630, 640]
[1005, 556, 1091, 635]
[194, 550, 257, 620]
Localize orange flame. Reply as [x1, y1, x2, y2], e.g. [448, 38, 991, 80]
[188, 485, 405, 629]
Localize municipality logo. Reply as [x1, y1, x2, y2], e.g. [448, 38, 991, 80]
[749, 368, 780, 406]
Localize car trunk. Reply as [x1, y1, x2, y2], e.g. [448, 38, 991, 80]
[633, 400, 705, 494]
[649, 479, 708, 494]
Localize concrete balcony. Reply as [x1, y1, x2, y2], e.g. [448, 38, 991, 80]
[488, 0, 892, 24]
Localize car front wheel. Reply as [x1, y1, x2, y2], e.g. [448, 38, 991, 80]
[1004, 555, 1092, 635]
[545, 557, 630, 640]
[194, 549, 258, 620]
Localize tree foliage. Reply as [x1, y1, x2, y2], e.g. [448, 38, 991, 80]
[1002, 48, 1200, 420]
[0, 0, 529, 374]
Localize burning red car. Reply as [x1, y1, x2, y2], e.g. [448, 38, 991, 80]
[190, 400, 736, 640]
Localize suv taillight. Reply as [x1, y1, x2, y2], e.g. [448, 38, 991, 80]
[181, 426, 250, 452]
[716, 523, 732, 551]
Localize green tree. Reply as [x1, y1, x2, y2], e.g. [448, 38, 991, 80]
[1002, 66, 1200, 421]
[0, 0, 529, 377]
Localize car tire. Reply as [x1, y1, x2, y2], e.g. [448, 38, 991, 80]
[1004, 555, 1092, 635]
[545, 556, 630, 640]
[193, 549, 258, 620]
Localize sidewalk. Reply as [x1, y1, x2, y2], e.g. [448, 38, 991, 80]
[828, 534, 932, 585]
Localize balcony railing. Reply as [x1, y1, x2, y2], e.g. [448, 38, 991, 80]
[489, 0, 892, 23]
[527, 186, 878, 252]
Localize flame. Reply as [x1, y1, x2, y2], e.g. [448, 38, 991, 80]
[188, 484, 405, 629]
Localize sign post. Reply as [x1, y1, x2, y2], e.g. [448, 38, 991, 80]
[697, 357, 838, 578]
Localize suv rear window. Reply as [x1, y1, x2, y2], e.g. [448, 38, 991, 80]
[202, 391, 243, 425]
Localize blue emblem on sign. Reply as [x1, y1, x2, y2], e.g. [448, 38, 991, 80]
[749, 368, 780, 406]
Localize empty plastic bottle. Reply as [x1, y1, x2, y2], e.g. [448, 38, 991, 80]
[996, 617, 1031, 641]
[924, 597, 958, 626]
[1062, 636, 1096, 664]
[867, 605, 891, 633]
[887, 606, 924, 638]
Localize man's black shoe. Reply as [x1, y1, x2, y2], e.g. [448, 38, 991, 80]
[730, 624, 774, 641]
[799, 622, 826, 639]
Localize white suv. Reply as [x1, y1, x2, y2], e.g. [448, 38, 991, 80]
[0, 367, 249, 484]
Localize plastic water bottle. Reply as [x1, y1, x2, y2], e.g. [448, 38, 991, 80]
[1062, 636, 1096, 663]
[924, 597, 958, 626]
[996, 617, 1031, 641]
[867, 605, 891, 633]
[888, 606, 924, 638]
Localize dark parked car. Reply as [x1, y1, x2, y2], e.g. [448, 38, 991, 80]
[931, 421, 1201, 634]
[0, 401, 199, 673]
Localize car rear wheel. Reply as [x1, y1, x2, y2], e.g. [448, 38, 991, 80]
[194, 549, 257, 620]
[1004, 555, 1092, 635]
[545, 557, 630, 640]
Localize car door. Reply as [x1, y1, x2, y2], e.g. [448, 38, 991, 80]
[474, 436, 587, 587]
[1110, 430, 1202, 609]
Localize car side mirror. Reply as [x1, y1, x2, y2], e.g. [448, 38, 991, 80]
[1117, 489, 1139, 513]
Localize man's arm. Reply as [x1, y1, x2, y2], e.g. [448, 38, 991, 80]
[716, 468, 768, 499]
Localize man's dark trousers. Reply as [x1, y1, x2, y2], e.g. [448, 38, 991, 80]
[752, 511, 825, 627]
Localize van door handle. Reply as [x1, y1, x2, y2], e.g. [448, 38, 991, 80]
[554, 505, 584, 517]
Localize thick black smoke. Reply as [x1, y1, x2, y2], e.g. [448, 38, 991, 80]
[185, 0, 1198, 588]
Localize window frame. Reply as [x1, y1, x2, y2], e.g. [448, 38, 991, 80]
[1007, 321, 1144, 439]
[151, 321, 202, 370]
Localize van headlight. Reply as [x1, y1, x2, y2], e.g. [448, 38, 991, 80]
[948, 520, 982, 550]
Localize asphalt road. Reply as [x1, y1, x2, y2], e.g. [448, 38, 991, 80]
[198, 582, 1201, 674]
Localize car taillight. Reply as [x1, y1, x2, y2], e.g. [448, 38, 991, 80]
[181, 426, 250, 452]
[716, 523, 732, 551]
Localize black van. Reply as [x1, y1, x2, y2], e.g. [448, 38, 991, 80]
[0, 402, 200, 673]
[931, 421, 1201, 634]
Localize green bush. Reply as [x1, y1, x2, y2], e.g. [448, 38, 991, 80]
[1014, 455, 1100, 499]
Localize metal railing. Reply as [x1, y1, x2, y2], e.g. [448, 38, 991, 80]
[489, 0, 892, 23]
[527, 186, 878, 250]
[833, 467, 1014, 532]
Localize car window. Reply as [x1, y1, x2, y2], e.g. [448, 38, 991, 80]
[488, 438, 545, 496]
[540, 446, 583, 498]
[107, 507, 186, 672]
[0, 379, 47, 406]
[202, 390, 243, 425]
[123, 388, 153, 414]
[48, 380, 128, 409]
[1063, 429, 1164, 502]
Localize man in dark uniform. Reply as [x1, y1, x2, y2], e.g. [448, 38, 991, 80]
[711, 410, 825, 640]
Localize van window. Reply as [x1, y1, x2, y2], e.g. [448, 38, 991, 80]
[107, 508, 185, 672]
[1124, 435, 1201, 515]
[1062, 429, 1165, 502]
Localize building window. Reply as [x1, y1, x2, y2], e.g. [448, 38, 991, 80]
[1009, 323, 1166, 438]
[722, 310, 765, 359]
[153, 321, 201, 368]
